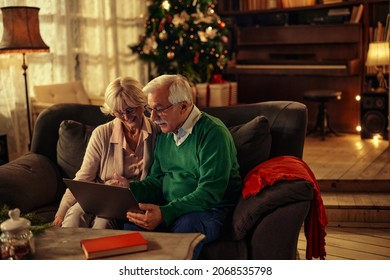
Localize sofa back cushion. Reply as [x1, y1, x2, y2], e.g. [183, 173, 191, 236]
[229, 116, 272, 178]
[57, 120, 95, 178]
[202, 101, 307, 160]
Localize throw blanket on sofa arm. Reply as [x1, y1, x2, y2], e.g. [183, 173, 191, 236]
[242, 155, 328, 260]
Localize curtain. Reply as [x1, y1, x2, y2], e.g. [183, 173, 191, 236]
[0, 0, 147, 160]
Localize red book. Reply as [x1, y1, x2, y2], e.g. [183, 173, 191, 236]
[80, 232, 148, 259]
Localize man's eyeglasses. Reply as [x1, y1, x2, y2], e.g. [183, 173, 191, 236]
[115, 107, 137, 119]
[144, 103, 176, 115]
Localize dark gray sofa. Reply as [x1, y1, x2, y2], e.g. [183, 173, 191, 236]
[0, 101, 313, 259]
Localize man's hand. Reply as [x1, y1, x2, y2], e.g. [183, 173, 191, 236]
[105, 172, 128, 187]
[52, 215, 63, 227]
[126, 203, 163, 230]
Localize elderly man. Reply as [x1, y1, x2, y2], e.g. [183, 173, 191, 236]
[119, 74, 242, 259]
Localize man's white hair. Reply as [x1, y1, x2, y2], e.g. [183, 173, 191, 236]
[143, 74, 193, 105]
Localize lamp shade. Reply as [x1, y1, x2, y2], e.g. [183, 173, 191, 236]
[0, 6, 49, 53]
[365, 41, 390, 67]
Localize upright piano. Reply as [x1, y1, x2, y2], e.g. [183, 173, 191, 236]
[229, 23, 363, 132]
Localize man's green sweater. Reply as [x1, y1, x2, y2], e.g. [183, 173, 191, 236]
[130, 113, 242, 226]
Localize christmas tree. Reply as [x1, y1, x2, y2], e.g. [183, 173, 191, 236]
[130, 0, 230, 84]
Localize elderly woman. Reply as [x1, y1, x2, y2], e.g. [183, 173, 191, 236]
[52, 76, 159, 229]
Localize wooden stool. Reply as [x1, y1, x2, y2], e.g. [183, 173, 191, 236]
[304, 90, 342, 140]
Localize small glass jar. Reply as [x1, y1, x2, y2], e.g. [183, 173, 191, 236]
[0, 208, 35, 260]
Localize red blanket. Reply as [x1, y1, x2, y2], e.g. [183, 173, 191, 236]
[242, 155, 328, 260]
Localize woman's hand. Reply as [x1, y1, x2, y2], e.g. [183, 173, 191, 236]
[105, 172, 128, 188]
[52, 215, 64, 227]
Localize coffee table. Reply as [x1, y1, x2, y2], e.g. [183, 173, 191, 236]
[32, 227, 205, 260]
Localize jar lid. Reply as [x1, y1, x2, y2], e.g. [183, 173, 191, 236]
[0, 208, 31, 233]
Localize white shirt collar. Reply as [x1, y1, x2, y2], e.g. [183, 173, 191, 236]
[173, 105, 202, 146]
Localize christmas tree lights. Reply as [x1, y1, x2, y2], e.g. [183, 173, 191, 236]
[130, 0, 230, 84]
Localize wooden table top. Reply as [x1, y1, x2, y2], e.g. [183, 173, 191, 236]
[32, 227, 205, 260]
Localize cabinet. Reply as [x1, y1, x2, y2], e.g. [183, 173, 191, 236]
[218, 0, 389, 133]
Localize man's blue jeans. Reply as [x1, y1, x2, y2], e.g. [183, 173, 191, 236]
[123, 207, 231, 259]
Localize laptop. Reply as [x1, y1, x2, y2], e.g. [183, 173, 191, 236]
[63, 178, 144, 220]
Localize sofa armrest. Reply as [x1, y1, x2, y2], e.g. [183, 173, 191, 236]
[0, 153, 65, 214]
[251, 200, 311, 259]
[231, 180, 313, 241]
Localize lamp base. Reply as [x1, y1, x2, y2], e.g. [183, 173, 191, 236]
[376, 68, 388, 93]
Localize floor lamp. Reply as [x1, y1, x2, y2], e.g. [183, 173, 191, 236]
[0, 6, 49, 148]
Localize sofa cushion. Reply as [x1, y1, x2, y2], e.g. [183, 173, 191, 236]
[231, 180, 314, 240]
[57, 120, 95, 178]
[0, 153, 65, 214]
[229, 116, 272, 178]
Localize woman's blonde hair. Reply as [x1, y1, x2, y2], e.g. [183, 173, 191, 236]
[100, 76, 146, 115]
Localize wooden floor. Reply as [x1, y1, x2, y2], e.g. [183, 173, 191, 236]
[298, 133, 390, 260]
[303, 132, 390, 181]
[303, 133, 390, 219]
[297, 223, 390, 260]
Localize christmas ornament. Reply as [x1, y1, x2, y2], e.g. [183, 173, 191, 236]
[167, 51, 175, 60]
[142, 36, 158, 54]
[159, 30, 168, 41]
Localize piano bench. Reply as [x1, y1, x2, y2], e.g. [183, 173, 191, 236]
[303, 90, 342, 141]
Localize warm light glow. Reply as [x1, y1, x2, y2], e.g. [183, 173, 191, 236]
[162, 0, 171, 11]
[366, 42, 390, 66]
[355, 95, 361, 101]
[372, 135, 381, 148]
[356, 125, 362, 132]
[354, 141, 363, 150]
